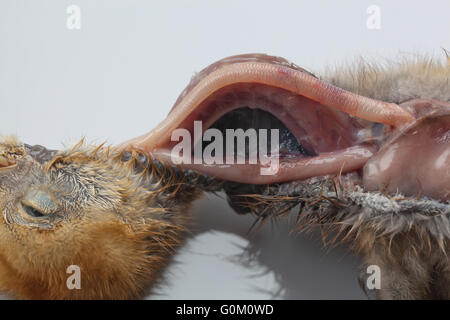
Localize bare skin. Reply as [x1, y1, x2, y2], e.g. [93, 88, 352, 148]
[0, 53, 449, 299]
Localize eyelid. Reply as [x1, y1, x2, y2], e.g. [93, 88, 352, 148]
[21, 189, 58, 215]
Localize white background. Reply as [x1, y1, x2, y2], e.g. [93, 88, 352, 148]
[0, 0, 449, 299]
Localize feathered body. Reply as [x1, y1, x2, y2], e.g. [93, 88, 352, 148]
[0, 138, 208, 299]
[239, 55, 450, 299]
[327, 55, 450, 299]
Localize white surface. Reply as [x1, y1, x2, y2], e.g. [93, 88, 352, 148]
[0, 0, 448, 299]
[148, 193, 363, 299]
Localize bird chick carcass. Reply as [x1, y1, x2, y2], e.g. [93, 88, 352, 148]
[0, 53, 449, 299]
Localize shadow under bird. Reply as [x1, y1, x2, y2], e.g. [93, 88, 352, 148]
[0, 53, 449, 299]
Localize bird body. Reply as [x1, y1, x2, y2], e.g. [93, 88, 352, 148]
[0, 53, 449, 299]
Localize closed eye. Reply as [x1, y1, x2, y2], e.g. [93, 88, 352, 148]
[22, 203, 46, 218]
